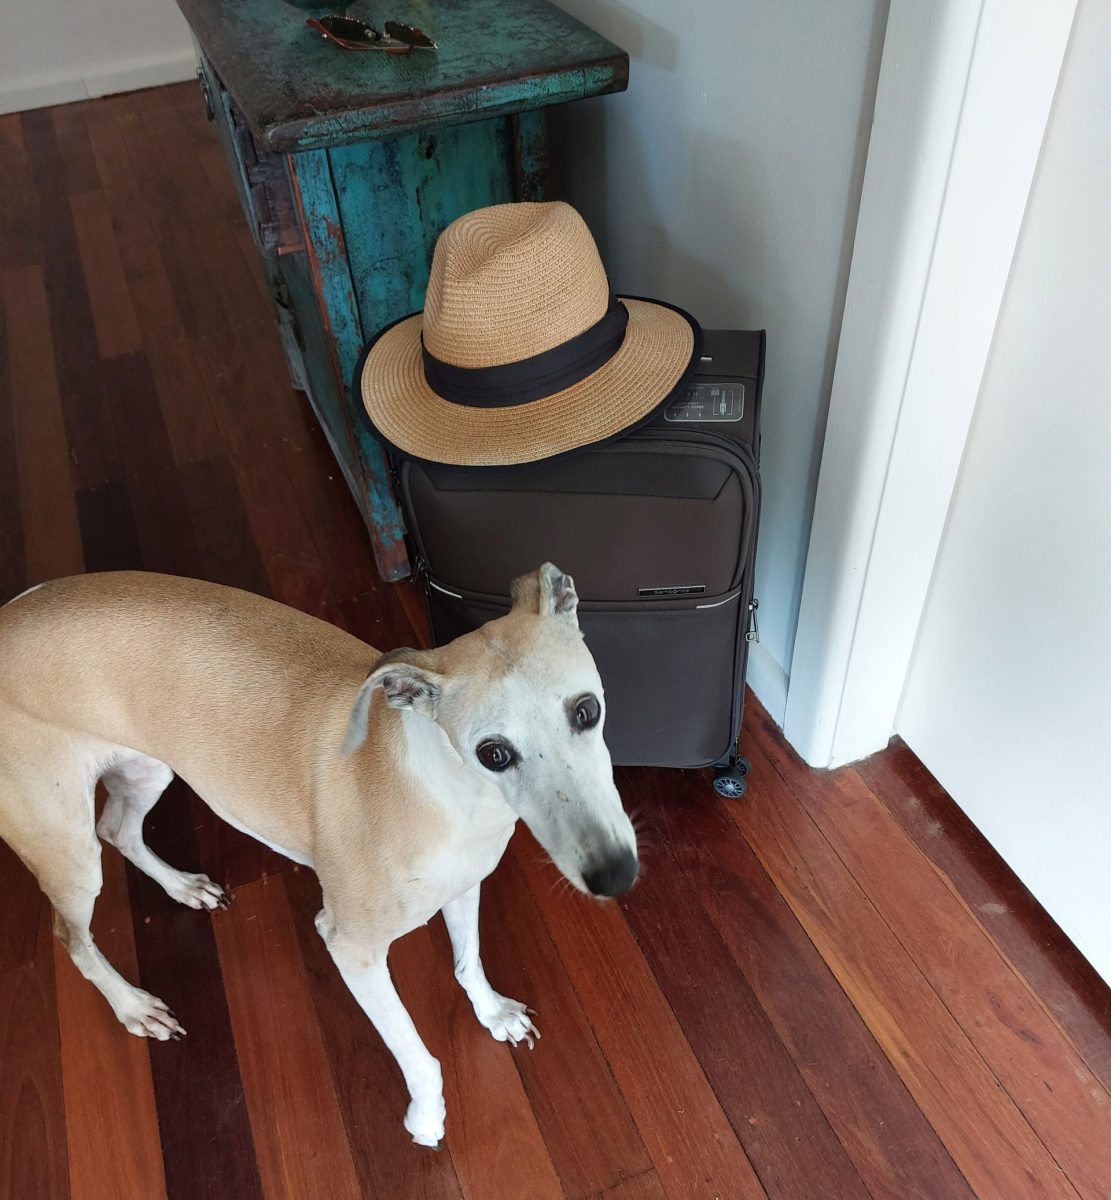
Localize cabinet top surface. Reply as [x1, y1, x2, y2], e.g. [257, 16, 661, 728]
[178, 0, 629, 152]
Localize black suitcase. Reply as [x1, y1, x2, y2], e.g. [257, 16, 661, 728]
[394, 329, 764, 795]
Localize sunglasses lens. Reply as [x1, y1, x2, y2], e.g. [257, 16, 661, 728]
[316, 15, 381, 45]
[384, 20, 436, 48]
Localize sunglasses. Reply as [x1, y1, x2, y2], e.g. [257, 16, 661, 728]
[306, 15, 437, 52]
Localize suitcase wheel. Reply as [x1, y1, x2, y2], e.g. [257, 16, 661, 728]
[712, 765, 749, 799]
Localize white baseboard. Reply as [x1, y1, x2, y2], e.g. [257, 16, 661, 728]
[745, 640, 789, 728]
[0, 49, 198, 116]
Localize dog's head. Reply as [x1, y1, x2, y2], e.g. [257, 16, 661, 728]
[344, 563, 637, 897]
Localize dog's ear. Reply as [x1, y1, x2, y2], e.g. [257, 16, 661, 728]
[510, 562, 578, 620]
[342, 648, 444, 755]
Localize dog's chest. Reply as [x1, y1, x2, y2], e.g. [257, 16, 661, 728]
[417, 800, 516, 905]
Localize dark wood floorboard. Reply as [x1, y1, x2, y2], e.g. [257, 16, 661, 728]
[855, 739, 1111, 1090]
[1, 84, 1109, 1200]
[54, 843, 167, 1200]
[0, 909, 69, 1200]
[621, 770, 977, 1200]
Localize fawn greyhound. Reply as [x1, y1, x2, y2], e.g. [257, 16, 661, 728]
[0, 563, 638, 1148]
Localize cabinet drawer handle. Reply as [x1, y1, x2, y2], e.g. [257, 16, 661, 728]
[196, 69, 215, 121]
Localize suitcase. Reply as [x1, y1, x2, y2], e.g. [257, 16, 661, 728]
[392, 328, 764, 796]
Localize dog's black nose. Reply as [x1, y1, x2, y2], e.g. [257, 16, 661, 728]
[583, 849, 639, 897]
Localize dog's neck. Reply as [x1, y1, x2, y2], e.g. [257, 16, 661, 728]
[396, 707, 517, 832]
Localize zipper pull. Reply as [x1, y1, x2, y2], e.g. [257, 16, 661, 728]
[388, 459, 404, 499]
[413, 554, 430, 595]
[746, 598, 760, 643]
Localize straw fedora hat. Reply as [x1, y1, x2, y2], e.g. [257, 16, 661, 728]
[358, 201, 700, 466]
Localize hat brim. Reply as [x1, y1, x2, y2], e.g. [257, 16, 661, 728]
[359, 298, 698, 467]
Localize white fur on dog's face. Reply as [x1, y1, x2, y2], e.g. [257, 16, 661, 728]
[348, 565, 638, 896]
[438, 610, 637, 896]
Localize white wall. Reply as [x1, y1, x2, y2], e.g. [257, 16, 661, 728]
[550, 0, 888, 719]
[0, 0, 195, 114]
[897, 0, 1111, 981]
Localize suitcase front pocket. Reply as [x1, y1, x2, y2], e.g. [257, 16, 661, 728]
[425, 577, 748, 768]
[404, 438, 756, 601]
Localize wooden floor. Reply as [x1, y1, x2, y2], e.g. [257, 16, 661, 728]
[2, 84, 1110, 1200]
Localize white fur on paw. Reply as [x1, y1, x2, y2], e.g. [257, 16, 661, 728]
[405, 1096, 446, 1149]
[166, 872, 229, 911]
[477, 996, 540, 1048]
[119, 990, 186, 1041]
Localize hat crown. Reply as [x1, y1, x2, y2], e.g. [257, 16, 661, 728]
[423, 202, 611, 368]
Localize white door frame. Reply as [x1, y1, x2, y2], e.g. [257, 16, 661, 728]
[782, 0, 1077, 769]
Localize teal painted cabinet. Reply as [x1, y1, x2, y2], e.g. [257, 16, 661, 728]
[177, 0, 628, 579]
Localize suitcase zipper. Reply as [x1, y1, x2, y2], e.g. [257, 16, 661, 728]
[427, 576, 462, 600]
[747, 597, 760, 643]
[420, 569, 745, 615]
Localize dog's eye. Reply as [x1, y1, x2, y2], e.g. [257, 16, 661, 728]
[571, 694, 601, 730]
[476, 739, 517, 772]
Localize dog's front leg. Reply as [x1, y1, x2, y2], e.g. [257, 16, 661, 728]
[441, 884, 539, 1048]
[326, 934, 446, 1148]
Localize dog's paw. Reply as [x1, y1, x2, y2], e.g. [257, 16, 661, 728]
[404, 1096, 446, 1150]
[477, 995, 540, 1049]
[118, 989, 186, 1041]
[166, 871, 229, 912]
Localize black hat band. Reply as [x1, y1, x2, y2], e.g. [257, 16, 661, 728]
[420, 295, 629, 410]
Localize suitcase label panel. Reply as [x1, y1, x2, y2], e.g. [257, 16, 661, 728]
[638, 584, 706, 598]
[664, 381, 745, 422]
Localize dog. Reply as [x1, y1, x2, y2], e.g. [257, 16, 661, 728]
[0, 563, 638, 1148]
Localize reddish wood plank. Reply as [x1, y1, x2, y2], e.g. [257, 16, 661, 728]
[729, 737, 1080, 1200]
[481, 855, 653, 1200]
[756, 727, 1111, 1200]
[76, 480, 144, 573]
[115, 96, 336, 612]
[515, 831, 768, 1200]
[0, 843, 41, 974]
[113, 94, 207, 342]
[0, 275, 26, 603]
[55, 846, 168, 1200]
[396, 577, 434, 649]
[390, 919, 565, 1200]
[632, 770, 975, 1200]
[127, 777, 265, 1200]
[179, 455, 272, 598]
[4, 265, 84, 583]
[82, 98, 154, 249]
[212, 876, 362, 1200]
[21, 109, 120, 493]
[0, 114, 39, 270]
[0, 908, 69, 1200]
[194, 334, 338, 616]
[856, 739, 1111, 1089]
[51, 102, 102, 196]
[103, 350, 204, 579]
[276, 413, 386, 607]
[69, 189, 142, 358]
[284, 867, 467, 1200]
[115, 233, 224, 465]
[601, 1172, 667, 1200]
[337, 585, 425, 655]
[133, 93, 370, 614]
[191, 795, 291, 898]
[617, 772, 872, 1200]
